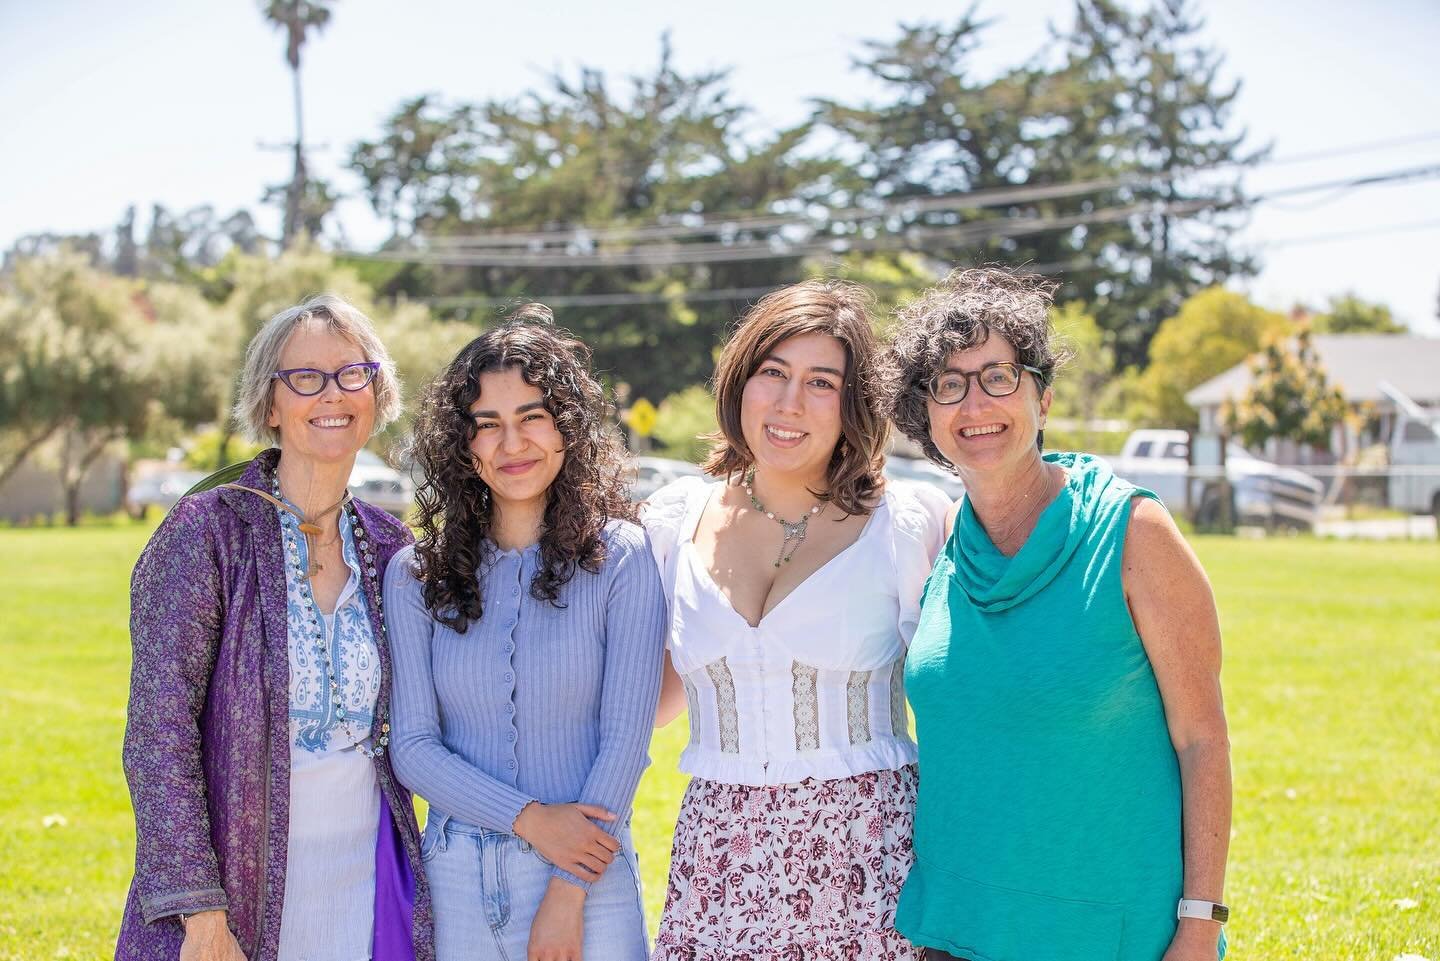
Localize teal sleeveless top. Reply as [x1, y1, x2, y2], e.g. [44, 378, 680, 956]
[896, 452, 1224, 961]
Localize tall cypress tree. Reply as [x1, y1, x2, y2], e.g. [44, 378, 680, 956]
[817, 0, 1262, 366]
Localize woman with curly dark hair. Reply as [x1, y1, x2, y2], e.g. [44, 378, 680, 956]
[881, 267, 1230, 961]
[382, 307, 666, 961]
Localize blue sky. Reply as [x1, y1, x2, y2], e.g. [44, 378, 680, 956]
[2, 0, 1437, 333]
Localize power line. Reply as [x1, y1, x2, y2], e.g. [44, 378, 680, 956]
[416, 214, 1440, 314]
[350, 132, 1440, 253]
[1262, 218, 1440, 249]
[351, 162, 1440, 269]
[420, 260, 1089, 311]
[1263, 131, 1440, 167]
[420, 215, 1440, 312]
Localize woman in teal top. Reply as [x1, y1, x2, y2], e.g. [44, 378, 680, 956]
[880, 267, 1231, 961]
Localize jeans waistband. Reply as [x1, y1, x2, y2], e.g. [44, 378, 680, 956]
[427, 809, 633, 853]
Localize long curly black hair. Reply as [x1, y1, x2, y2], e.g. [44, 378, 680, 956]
[408, 306, 635, 631]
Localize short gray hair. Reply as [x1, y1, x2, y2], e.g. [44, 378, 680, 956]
[233, 294, 402, 446]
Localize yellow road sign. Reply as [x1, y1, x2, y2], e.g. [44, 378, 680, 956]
[628, 398, 658, 437]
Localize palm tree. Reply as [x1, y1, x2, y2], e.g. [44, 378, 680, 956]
[260, 0, 335, 248]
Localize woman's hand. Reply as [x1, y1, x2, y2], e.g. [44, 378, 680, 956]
[512, 802, 619, 882]
[1161, 919, 1223, 961]
[528, 877, 587, 961]
[178, 911, 247, 961]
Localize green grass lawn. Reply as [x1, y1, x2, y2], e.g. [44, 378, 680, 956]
[0, 523, 1436, 960]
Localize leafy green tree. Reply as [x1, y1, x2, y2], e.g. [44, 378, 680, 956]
[817, 0, 1261, 367]
[0, 253, 144, 499]
[262, 177, 341, 245]
[260, 0, 336, 247]
[1135, 286, 1289, 428]
[370, 299, 477, 448]
[653, 385, 719, 463]
[1105, 0, 1262, 360]
[816, 12, 1122, 302]
[348, 37, 846, 401]
[1312, 293, 1407, 334]
[0, 253, 226, 522]
[1047, 301, 1121, 450]
[133, 282, 233, 450]
[351, 95, 485, 240]
[808, 253, 939, 330]
[1223, 325, 1348, 451]
[3, 205, 264, 287]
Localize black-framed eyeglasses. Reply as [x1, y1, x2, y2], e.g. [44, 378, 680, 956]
[926, 361, 1046, 405]
[272, 362, 380, 397]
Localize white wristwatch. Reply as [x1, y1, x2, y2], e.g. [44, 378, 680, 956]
[1177, 898, 1229, 924]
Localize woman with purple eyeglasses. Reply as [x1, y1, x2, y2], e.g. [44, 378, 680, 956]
[116, 294, 432, 961]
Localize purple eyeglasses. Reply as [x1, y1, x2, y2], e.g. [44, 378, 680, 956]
[272, 362, 380, 396]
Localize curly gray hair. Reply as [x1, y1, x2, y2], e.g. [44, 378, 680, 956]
[232, 293, 402, 446]
[881, 266, 1067, 468]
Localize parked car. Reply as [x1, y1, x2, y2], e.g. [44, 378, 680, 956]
[126, 468, 208, 519]
[1108, 429, 1324, 531]
[1380, 381, 1440, 520]
[627, 455, 707, 502]
[348, 448, 415, 519]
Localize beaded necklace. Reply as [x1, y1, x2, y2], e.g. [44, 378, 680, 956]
[743, 468, 825, 568]
[271, 475, 392, 760]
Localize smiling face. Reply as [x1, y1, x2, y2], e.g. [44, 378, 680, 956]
[266, 321, 376, 465]
[739, 332, 848, 483]
[467, 365, 566, 514]
[926, 333, 1052, 477]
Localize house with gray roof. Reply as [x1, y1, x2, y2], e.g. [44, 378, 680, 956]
[1185, 334, 1440, 463]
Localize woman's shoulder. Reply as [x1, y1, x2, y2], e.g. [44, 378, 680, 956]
[601, 517, 649, 556]
[131, 492, 230, 592]
[638, 474, 712, 535]
[147, 489, 227, 552]
[883, 479, 953, 543]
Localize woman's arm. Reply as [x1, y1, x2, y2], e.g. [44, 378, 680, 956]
[654, 650, 686, 728]
[384, 550, 624, 889]
[1123, 496, 1232, 960]
[122, 498, 231, 924]
[383, 550, 541, 833]
[552, 526, 668, 890]
[639, 482, 691, 731]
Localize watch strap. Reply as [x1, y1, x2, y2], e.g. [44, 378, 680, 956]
[1177, 898, 1229, 924]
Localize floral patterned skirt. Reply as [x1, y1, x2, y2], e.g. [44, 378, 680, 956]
[652, 765, 922, 961]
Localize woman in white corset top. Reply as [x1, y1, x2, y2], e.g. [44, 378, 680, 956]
[642, 281, 947, 961]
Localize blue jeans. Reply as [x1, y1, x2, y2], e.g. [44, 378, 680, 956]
[422, 813, 648, 961]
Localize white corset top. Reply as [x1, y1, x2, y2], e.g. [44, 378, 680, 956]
[641, 475, 948, 786]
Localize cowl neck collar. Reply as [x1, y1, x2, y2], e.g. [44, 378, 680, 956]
[949, 452, 1119, 613]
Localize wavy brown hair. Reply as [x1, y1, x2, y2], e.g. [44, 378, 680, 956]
[705, 280, 887, 516]
[409, 306, 635, 631]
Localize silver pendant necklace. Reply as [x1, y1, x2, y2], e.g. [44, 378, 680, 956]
[743, 468, 824, 568]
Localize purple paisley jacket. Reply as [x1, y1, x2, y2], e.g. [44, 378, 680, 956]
[115, 450, 434, 961]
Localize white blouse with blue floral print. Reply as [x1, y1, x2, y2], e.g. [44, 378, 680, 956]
[276, 502, 381, 961]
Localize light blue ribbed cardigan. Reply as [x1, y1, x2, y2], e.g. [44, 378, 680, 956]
[383, 520, 666, 890]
